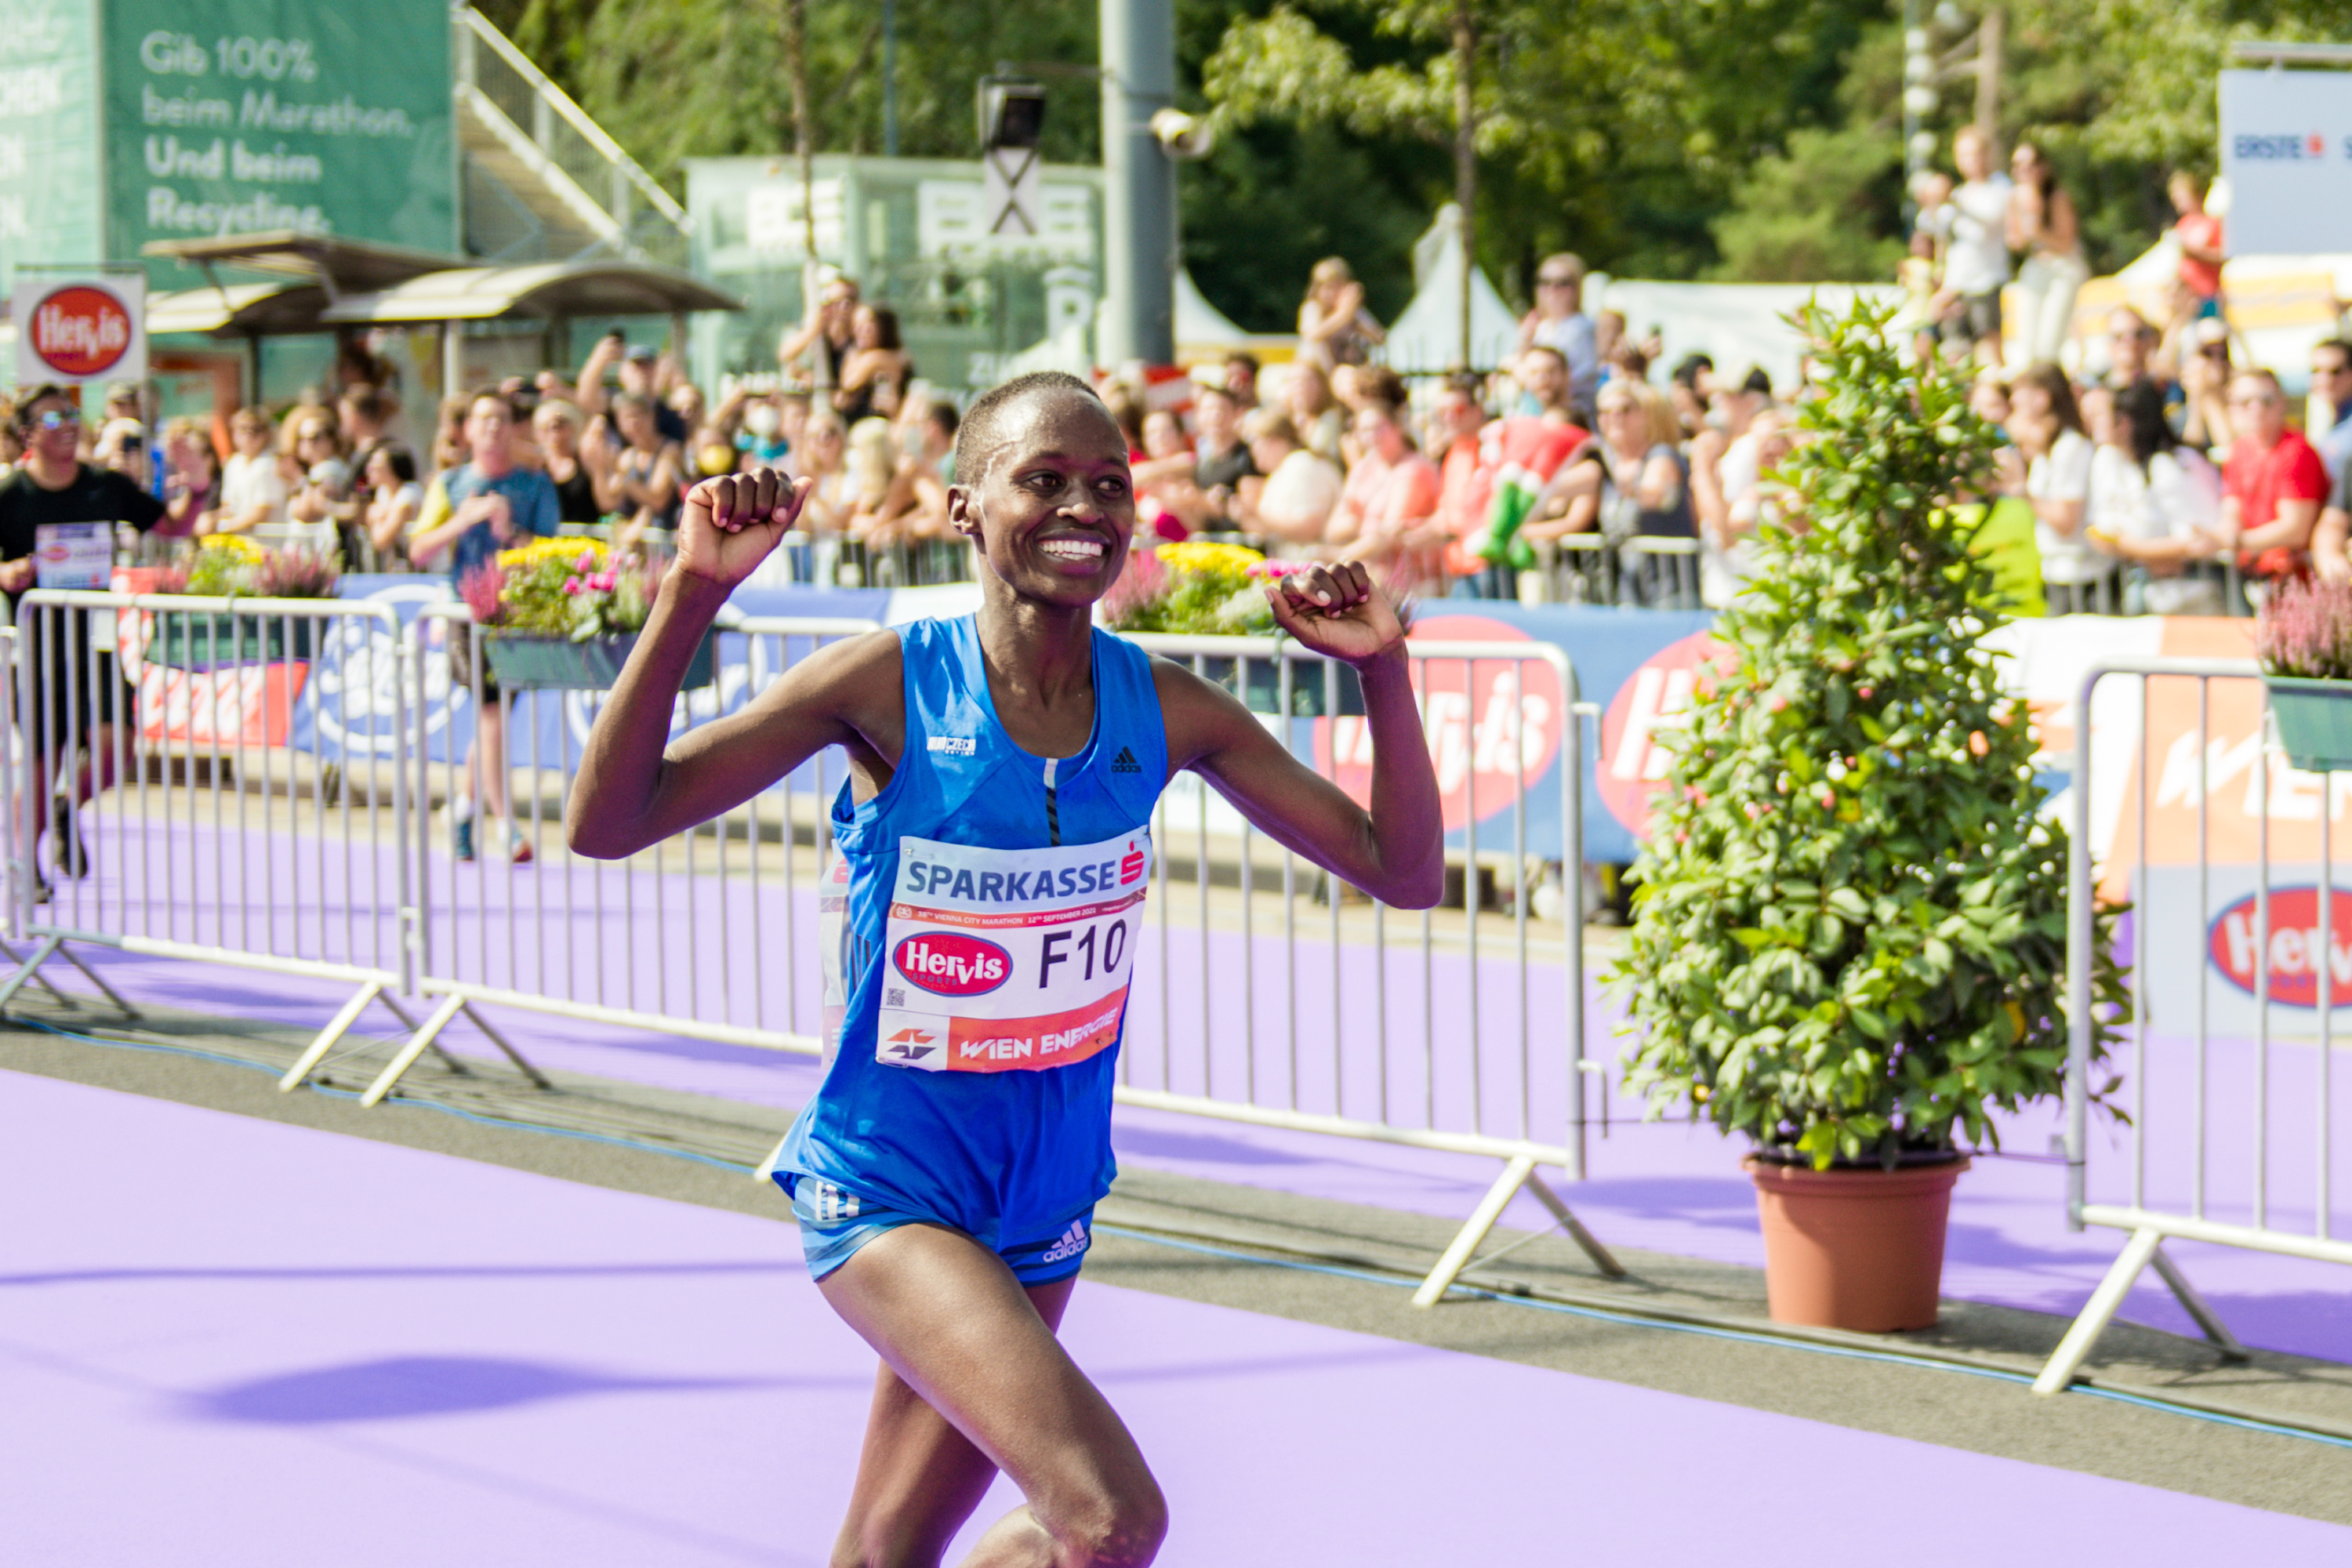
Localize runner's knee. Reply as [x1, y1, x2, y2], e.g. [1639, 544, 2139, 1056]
[1052, 1475, 1168, 1567]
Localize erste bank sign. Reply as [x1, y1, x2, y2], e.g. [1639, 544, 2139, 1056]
[2220, 69, 2352, 256]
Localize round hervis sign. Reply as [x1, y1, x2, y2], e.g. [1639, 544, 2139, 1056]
[12, 276, 145, 385]
[1596, 630, 1737, 840]
[2206, 887, 2352, 1008]
[1313, 613, 1563, 833]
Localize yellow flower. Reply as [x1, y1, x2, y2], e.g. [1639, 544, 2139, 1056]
[1156, 541, 1263, 577]
[497, 536, 606, 571]
[198, 534, 265, 560]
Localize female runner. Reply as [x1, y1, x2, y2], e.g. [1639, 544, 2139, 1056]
[569, 371, 1443, 1566]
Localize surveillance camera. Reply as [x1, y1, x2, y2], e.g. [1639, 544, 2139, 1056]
[1150, 108, 1216, 162]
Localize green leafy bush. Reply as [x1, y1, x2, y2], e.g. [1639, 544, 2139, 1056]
[1612, 295, 2129, 1169]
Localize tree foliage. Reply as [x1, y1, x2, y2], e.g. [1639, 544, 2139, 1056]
[1613, 295, 2129, 1170]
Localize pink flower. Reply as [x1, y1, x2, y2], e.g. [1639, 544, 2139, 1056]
[563, 575, 584, 595]
[586, 570, 617, 593]
[575, 550, 598, 572]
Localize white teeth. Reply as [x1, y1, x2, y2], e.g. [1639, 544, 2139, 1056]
[1041, 538, 1105, 560]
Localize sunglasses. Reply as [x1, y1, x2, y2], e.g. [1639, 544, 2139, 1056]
[1537, 277, 1577, 288]
[31, 409, 81, 432]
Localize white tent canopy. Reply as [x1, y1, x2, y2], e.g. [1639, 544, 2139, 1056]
[1590, 280, 1896, 395]
[1382, 205, 1519, 373]
[1175, 269, 1249, 344]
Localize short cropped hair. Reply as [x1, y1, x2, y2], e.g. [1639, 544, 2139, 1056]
[953, 371, 1111, 486]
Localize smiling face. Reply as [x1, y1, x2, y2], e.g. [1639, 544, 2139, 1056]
[950, 389, 1134, 612]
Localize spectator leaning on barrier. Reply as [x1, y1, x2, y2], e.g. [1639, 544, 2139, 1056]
[205, 407, 287, 537]
[1327, 399, 1441, 583]
[361, 442, 424, 568]
[2085, 379, 2225, 615]
[2309, 339, 2352, 488]
[1519, 253, 1601, 408]
[158, 417, 217, 540]
[1230, 407, 1341, 550]
[1190, 384, 1256, 530]
[2003, 362, 2103, 611]
[2177, 318, 2236, 452]
[0, 386, 166, 896]
[1428, 376, 1501, 591]
[409, 390, 558, 866]
[2216, 368, 2326, 587]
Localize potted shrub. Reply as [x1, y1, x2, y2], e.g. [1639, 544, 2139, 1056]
[1612, 296, 2129, 1333]
[460, 538, 713, 691]
[1102, 541, 1365, 715]
[147, 535, 339, 669]
[2256, 577, 2352, 773]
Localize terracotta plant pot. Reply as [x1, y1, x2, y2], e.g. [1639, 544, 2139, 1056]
[1744, 1154, 1970, 1332]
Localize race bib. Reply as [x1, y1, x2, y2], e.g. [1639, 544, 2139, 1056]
[34, 522, 112, 591]
[876, 829, 1152, 1073]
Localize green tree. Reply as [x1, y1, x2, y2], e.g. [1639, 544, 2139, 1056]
[1613, 295, 2128, 1167]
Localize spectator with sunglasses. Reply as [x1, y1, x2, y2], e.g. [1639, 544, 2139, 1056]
[0, 386, 166, 897]
[1518, 253, 1600, 408]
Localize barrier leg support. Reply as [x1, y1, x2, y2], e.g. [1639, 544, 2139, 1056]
[54, 944, 136, 1018]
[2150, 1243, 2251, 1363]
[1525, 1170, 1627, 1279]
[0, 937, 77, 1007]
[2032, 1225, 2161, 1396]
[358, 993, 466, 1108]
[372, 993, 474, 1079]
[277, 980, 387, 1092]
[0, 935, 64, 1014]
[461, 1002, 553, 1090]
[1414, 1154, 1537, 1308]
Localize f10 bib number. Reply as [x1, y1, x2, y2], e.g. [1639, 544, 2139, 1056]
[876, 829, 1152, 1073]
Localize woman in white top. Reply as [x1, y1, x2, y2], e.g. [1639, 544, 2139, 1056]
[2006, 143, 2089, 367]
[202, 407, 287, 536]
[361, 442, 425, 569]
[2004, 361, 2103, 611]
[2085, 379, 2225, 615]
[1231, 408, 1343, 549]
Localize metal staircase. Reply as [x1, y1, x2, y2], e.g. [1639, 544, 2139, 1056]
[452, 7, 689, 268]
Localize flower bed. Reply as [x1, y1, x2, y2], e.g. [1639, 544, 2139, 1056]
[144, 535, 338, 670]
[462, 539, 713, 691]
[1102, 541, 1364, 715]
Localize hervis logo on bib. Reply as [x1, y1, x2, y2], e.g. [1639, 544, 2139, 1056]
[893, 931, 1013, 996]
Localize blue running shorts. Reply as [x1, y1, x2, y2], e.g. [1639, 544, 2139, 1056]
[782, 1175, 1096, 1287]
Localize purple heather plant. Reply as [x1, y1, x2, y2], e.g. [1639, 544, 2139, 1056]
[2256, 577, 2352, 681]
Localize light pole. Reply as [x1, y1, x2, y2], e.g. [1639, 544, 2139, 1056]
[1099, 0, 1177, 365]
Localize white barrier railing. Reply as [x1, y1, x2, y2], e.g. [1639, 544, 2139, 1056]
[2039, 656, 2350, 1392]
[0, 590, 448, 1077]
[350, 608, 887, 1105]
[0, 598, 1617, 1301]
[1115, 632, 1615, 1298]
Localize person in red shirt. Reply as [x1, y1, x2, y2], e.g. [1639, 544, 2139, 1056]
[2219, 369, 2327, 581]
[2170, 171, 2225, 314]
[1428, 376, 1497, 590]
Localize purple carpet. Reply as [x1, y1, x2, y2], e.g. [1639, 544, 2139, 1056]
[4, 1070, 2341, 1564]
[19, 895, 2352, 1369]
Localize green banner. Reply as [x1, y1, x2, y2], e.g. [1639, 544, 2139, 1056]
[106, 0, 455, 278]
[0, 0, 104, 299]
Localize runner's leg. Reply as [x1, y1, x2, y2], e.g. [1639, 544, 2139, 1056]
[829, 1274, 1075, 1565]
[818, 1224, 1164, 1568]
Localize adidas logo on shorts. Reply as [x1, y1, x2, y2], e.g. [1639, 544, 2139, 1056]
[807, 1182, 862, 1224]
[1110, 746, 1142, 775]
[1040, 1218, 1091, 1265]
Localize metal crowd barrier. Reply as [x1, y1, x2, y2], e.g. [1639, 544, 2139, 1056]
[0, 593, 1617, 1304]
[0, 590, 437, 1077]
[350, 608, 888, 1105]
[2038, 656, 2350, 1392]
[1108, 631, 1619, 1301]
[753, 532, 977, 590]
[1513, 535, 1704, 610]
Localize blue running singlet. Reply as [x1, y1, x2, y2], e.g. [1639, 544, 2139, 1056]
[773, 615, 1167, 1258]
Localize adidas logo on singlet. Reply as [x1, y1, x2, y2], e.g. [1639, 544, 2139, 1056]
[1040, 1218, 1091, 1265]
[1110, 746, 1142, 774]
